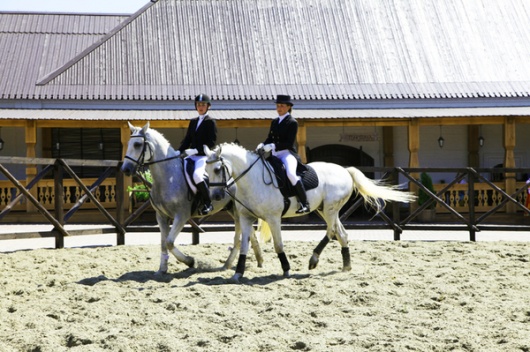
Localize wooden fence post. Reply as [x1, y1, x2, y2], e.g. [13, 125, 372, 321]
[54, 160, 65, 248]
[115, 165, 125, 245]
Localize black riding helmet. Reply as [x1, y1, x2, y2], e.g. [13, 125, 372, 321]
[194, 94, 211, 108]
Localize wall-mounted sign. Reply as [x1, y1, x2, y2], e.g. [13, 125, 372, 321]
[339, 133, 379, 142]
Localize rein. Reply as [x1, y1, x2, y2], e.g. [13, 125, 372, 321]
[125, 134, 182, 168]
[207, 150, 266, 218]
[207, 153, 262, 188]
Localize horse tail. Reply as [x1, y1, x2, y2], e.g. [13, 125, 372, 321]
[347, 167, 416, 213]
[257, 219, 272, 243]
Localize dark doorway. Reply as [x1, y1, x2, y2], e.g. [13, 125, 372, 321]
[308, 144, 375, 218]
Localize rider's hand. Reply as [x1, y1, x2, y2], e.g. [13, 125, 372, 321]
[256, 143, 264, 152]
[263, 143, 275, 153]
[185, 148, 198, 156]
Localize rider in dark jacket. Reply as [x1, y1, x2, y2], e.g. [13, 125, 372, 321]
[257, 95, 310, 213]
[178, 94, 217, 215]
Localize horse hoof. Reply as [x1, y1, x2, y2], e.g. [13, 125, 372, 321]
[229, 273, 242, 284]
[187, 257, 195, 268]
[155, 270, 167, 275]
[342, 266, 352, 272]
[309, 255, 319, 270]
[283, 270, 290, 278]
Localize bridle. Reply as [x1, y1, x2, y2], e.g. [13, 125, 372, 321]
[123, 132, 182, 191]
[207, 151, 264, 217]
[124, 133, 181, 168]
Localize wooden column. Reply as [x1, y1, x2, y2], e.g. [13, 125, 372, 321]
[468, 125, 480, 169]
[408, 121, 420, 211]
[25, 121, 37, 212]
[504, 117, 516, 213]
[383, 126, 394, 167]
[408, 121, 420, 169]
[297, 121, 307, 163]
[120, 124, 133, 216]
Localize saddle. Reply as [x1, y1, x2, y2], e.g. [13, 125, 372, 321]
[265, 155, 319, 198]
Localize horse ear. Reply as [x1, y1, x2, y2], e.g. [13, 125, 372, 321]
[127, 121, 134, 132]
[204, 145, 212, 157]
[141, 122, 150, 134]
[216, 146, 222, 159]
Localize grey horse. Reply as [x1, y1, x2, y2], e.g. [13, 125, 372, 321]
[205, 143, 416, 282]
[121, 122, 264, 274]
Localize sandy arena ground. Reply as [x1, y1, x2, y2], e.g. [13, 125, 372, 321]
[1, 227, 529, 351]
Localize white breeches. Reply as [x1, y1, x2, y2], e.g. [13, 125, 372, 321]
[188, 155, 207, 184]
[273, 149, 299, 186]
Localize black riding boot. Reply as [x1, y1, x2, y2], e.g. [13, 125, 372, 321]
[294, 180, 310, 214]
[196, 181, 213, 215]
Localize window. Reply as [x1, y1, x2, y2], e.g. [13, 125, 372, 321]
[51, 128, 121, 178]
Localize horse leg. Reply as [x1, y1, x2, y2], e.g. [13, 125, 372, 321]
[249, 226, 265, 268]
[223, 229, 241, 271]
[223, 215, 264, 270]
[309, 210, 332, 270]
[309, 210, 351, 271]
[335, 220, 351, 271]
[223, 209, 242, 270]
[165, 215, 195, 268]
[268, 218, 290, 277]
[309, 235, 330, 270]
[156, 212, 171, 274]
[230, 216, 255, 283]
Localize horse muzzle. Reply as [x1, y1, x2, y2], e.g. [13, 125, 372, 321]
[120, 163, 136, 177]
[211, 189, 225, 202]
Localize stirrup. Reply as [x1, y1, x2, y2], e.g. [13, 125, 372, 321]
[200, 203, 213, 215]
[296, 203, 310, 214]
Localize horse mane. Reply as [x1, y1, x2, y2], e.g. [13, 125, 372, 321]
[145, 127, 172, 153]
[214, 142, 258, 159]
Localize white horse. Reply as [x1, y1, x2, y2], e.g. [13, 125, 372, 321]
[205, 143, 416, 282]
[120, 122, 264, 274]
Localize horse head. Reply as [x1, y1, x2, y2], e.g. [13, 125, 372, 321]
[121, 121, 152, 176]
[204, 145, 232, 201]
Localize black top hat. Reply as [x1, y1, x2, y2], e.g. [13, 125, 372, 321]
[274, 95, 293, 106]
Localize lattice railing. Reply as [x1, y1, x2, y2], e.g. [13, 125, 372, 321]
[433, 181, 528, 213]
[0, 179, 117, 211]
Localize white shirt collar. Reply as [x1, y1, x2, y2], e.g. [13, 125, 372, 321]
[196, 114, 207, 130]
[278, 113, 289, 123]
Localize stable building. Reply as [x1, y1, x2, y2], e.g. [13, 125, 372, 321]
[1, 0, 530, 219]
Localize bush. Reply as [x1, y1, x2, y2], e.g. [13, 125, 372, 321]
[418, 172, 435, 209]
[127, 170, 152, 202]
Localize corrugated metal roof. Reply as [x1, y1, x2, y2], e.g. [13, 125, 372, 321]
[0, 12, 129, 99]
[2, 0, 530, 102]
[1, 107, 530, 121]
[37, 0, 530, 101]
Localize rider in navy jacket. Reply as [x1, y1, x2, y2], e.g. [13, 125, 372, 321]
[257, 95, 310, 214]
[178, 94, 217, 215]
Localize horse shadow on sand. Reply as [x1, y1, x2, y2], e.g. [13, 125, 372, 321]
[76, 266, 219, 286]
[183, 272, 311, 287]
[77, 266, 313, 287]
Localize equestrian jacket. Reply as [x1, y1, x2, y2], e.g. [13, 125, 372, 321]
[178, 115, 217, 155]
[263, 114, 298, 154]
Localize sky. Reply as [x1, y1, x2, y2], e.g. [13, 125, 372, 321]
[0, 0, 150, 14]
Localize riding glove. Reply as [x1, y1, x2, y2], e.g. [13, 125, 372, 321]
[256, 143, 264, 152]
[185, 148, 198, 156]
[263, 143, 275, 153]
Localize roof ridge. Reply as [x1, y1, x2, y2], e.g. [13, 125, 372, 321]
[35, 1, 157, 86]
